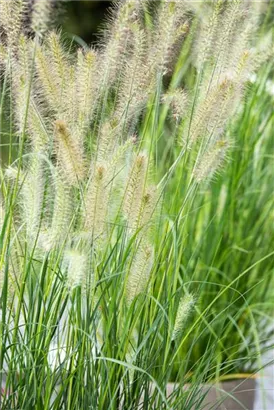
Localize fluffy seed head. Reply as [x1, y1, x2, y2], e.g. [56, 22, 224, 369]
[163, 89, 188, 121]
[194, 139, 230, 183]
[54, 120, 86, 185]
[96, 122, 116, 163]
[65, 249, 88, 289]
[150, 0, 187, 74]
[21, 157, 46, 246]
[84, 163, 110, 241]
[123, 152, 148, 232]
[172, 294, 195, 341]
[100, 0, 142, 85]
[0, 0, 28, 51]
[114, 24, 153, 133]
[126, 242, 154, 303]
[0, 201, 4, 234]
[50, 173, 74, 248]
[31, 0, 53, 37]
[5, 166, 20, 181]
[186, 78, 234, 146]
[138, 185, 158, 239]
[76, 48, 98, 131]
[36, 32, 73, 116]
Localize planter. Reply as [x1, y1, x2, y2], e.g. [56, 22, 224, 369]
[1, 376, 256, 409]
[200, 379, 255, 410]
[166, 379, 256, 410]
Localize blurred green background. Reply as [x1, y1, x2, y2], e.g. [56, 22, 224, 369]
[61, 1, 111, 44]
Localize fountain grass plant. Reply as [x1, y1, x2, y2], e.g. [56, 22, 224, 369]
[0, 0, 273, 409]
[164, 61, 274, 383]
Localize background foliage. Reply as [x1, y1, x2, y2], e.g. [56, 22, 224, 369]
[62, 1, 111, 44]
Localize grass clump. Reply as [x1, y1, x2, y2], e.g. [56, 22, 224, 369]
[0, 1, 273, 409]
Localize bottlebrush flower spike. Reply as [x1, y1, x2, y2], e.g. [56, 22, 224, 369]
[13, 35, 49, 150]
[47, 31, 70, 80]
[76, 48, 98, 132]
[65, 249, 88, 289]
[0, 0, 28, 51]
[35, 42, 61, 113]
[54, 120, 86, 186]
[31, 0, 53, 37]
[149, 0, 187, 74]
[21, 157, 47, 245]
[115, 24, 153, 133]
[163, 89, 188, 122]
[196, 0, 224, 70]
[212, 0, 246, 75]
[126, 241, 154, 303]
[84, 163, 109, 241]
[0, 43, 7, 68]
[100, 0, 146, 88]
[0, 201, 4, 236]
[194, 139, 230, 183]
[123, 152, 148, 232]
[172, 294, 194, 341]
[5, 166, 20, 181]
[50, 172, 74, 248]
[96, 122, 116, 164]
[138, 185, 159, 239]
[195, 0, 258, 94]
[36, 32, 73, 116]
[186, 78, 234, 147]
